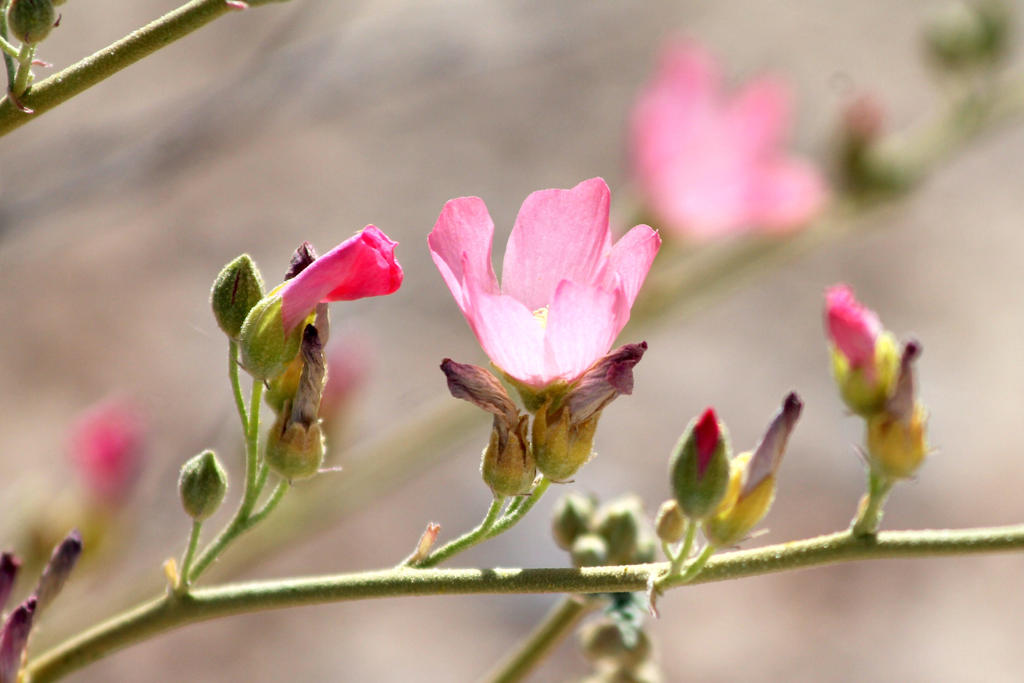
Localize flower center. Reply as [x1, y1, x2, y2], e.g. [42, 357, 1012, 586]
[532, 306, 549, 330]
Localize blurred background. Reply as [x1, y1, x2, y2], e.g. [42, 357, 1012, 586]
[2, 0, 1024, 680]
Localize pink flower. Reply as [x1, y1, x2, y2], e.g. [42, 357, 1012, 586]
[280, 226, 403, 334]
[69, 399, 145, 506]
[825, 284, 881, 370]
[629, 41, 827, 239]
[429, 178, 660, 389]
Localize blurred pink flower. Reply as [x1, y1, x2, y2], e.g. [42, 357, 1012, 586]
[429, 178, 660, 389]
[69, 399, 145, 506]
[280, 226, 404, 334]
[825, 284, 880, 370]
[630, 41, 827, 239]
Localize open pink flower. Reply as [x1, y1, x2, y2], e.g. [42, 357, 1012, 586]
[280, 226, 403, 333]
[69, 399, 145, 506]
[630, 41, 827, 239]
[429, 178, 660, 389]
[825, 284, 881, 370]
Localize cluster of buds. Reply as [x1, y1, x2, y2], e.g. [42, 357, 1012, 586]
[662, 393, 802, 548]
[826, 285, 929, 482]
[551, 493, 656, 568]
[441, 343, 648, 497]
[0, 531, 82, 683]
[210, 230, 402, 483]
[578, 610, 659, 683]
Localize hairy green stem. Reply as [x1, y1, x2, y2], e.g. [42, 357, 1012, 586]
[176, 521, 203, 592]
[410, 496, 506, 568]
[228, 341, 248, 434]
[11, 42, 31, 96]
[0, 0, 287, 134]
[27, 523, 1024, 682]
[485, 477, 551, 539]
[851, 471, 894, 538]
[484, 596, 596, 683]
[0, 1, 14, 88]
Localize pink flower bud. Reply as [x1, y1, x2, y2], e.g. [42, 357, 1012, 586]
[694, 407, 721, 477]
[825, 284, 881, 370]
[69, 399, 145, 507]
[0, 597, 35, 683]
[743, 392, 802, 496]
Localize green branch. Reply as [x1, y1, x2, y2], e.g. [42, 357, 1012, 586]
[27, 523, 1024, 681]
[0, 0, 288, 136]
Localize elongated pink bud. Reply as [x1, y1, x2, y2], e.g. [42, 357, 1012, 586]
[0, 554, 19, 615]
[743, 392, 802, 496]
[825, 284, 881, 369]
[0, 597, 35, 683]
[34, 529, 83, 612]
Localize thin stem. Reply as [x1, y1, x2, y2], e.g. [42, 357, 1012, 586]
[851, 471, 894, 538]
[176, 521, 203, 593]
[28, 523, 1024, 682]
[246, 481, 288, 528]
[675, 521, 697, 570]
[677, 544, 716, 584]
[0, 0, 288, 135]
[410, 496, 506, 568]
[0, 35, 18, 59]
[187, 379, 264, 582]
[11, 42, 31, 96]
[0, 1, 14, 88]
[228, 341, 248, 435]
[484, 596, 595, 683]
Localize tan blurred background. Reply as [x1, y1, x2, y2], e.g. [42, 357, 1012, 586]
[3, 0, 1024, 680]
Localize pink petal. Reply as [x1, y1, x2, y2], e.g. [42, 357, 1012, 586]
[544, 280, 628, 383]
[825, 284, 880, 368]
[69, 399, 145, 505]
[694, 407, 720, 477]
[602, 224, 661, 307]
[281, 226, 403, 332]
[428, 197, 500, 315]
[726, 76, 790, 157]
[501, 178, 612, 311]
[750, 157, 828, 231]
[463, 285, 547, 386]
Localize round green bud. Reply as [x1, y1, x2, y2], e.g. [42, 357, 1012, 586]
[7, 0, 55, 44]
[238, 293, 304, 381]
[654, 499, 686, 544]
[551, 491, 596, 550]
[179, 450, 227, 521]
[481, 417, 535, 497]
[593, 496, 645, 565]
[570, 533, 608, 568]
[211, 254, 265, 339]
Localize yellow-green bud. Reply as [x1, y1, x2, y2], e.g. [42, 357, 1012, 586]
[238, 291, 306, 381]
[866, 403, 928, 480]
[533, 403, 598, 481]
[265, 353, 303, 414]
[265, 408, 325, 481]
[831, 332, 899, 417]
[593, 496, 645, 565]
[570, 533, 608, 567]
[654, 500, 686, 544]
[7, 0, 55, 45]
[668, 408, 730, 520]
[178, 450, 227, 521]
[481, 415, 535, 497]
[579, 620, 651, 669]
[924, 1, 1009, 70]
[551, 492, 596, 551]
[703, 453, 775, 547]
[211, 254, 265, 339]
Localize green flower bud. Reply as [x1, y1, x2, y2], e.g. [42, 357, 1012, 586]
[481, 415, 535, 497]
[533, 403, 598, 482]
[551, 491, 596, 551]
[654, 499, 686, 544]
[924, 1, 1009, 70]
[831, 332, 900, 417]
[593, 496, 645, 565]
[668, 408, 731, 520]
[238, 292, 305, 381]
[179, 450, 227, 521]
[210, 254, 265, 339]
[570, 533, 608, 567]
[6, 0, 55, 45]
